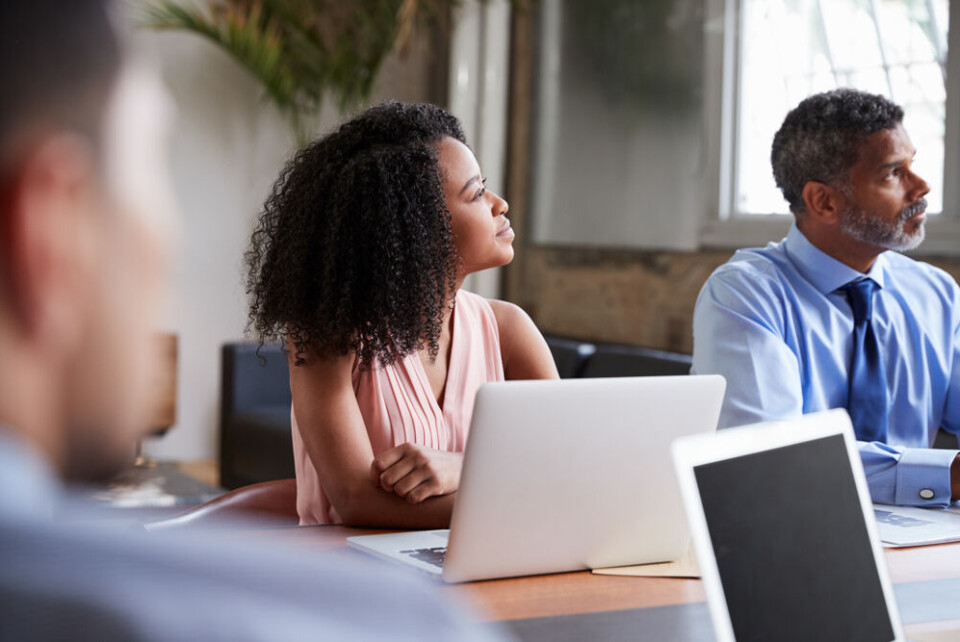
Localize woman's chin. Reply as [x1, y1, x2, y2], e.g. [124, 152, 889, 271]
[459, 250, 515, 280]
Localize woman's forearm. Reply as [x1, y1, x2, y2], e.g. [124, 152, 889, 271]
[333, 483, 456, 529]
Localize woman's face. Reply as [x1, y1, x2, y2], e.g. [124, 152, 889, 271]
[437, 136, 514, 279]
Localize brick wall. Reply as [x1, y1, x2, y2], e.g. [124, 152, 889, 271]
[504, 248, 960, 355]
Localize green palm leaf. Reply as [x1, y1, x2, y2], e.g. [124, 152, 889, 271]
[141, 0, 475, 145]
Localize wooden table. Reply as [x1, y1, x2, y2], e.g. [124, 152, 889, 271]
[259, 525, 960, 623]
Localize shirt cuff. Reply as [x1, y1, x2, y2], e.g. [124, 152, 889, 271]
[894, 448, 959, 507]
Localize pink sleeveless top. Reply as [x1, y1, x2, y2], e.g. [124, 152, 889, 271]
[291, 290, 505, 525]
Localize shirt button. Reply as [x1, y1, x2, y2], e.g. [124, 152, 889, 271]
[919, 489, 935, 500]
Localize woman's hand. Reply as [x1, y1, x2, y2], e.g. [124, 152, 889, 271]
[370, 444, 462, 504]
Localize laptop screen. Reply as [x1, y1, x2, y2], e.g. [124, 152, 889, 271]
[693, 434, 896, 642]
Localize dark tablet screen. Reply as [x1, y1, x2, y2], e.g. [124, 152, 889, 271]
[693, 434, 895, 642]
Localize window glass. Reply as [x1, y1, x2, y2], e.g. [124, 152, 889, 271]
[736, 0, 949, 216]
[530, 0, 707, 249]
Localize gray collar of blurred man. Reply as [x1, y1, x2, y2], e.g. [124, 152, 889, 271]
[0, 428, 59, 522]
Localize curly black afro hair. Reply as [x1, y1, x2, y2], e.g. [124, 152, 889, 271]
[246, 101, 467, 368]
[771, 88, 903, 215]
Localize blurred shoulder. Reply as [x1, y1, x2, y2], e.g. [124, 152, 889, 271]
[0, 513, 496, 641]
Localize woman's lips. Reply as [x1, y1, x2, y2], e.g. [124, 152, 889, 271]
[497, 220, 515, 239]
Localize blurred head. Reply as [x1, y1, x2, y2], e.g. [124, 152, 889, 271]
[771, 89, 930, 255]
[0, 0, 175, 481]
[247, 101, 511, 369]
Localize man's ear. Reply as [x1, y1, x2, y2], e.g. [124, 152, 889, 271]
[1, 133, 100, 350]
[800, 180, 846, 226]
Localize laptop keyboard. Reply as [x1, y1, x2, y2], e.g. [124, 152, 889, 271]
[874, 508, 934, 528]
[400, 546, 447, 569]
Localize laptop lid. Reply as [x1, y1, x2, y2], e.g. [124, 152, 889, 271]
[441, 375, 726, 583]
[672, 409, 904, 642]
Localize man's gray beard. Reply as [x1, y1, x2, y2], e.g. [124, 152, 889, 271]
[840, 202, 926, 252]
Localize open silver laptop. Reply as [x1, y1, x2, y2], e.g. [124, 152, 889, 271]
[672, 410, 909, 642]
[872, 503, 960, 548]
[348, 375, 726, 583]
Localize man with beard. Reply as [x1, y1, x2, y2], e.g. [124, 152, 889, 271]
[0, 2, 501, 640]
[692, 88, 959, 507]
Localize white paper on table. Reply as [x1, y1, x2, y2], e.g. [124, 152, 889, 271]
[590, 545, 700, 578]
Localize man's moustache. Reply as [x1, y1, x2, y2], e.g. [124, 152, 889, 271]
[900, 198, 927, 221]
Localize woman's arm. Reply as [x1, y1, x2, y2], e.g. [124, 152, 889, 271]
[488, 300, 560, 380]
[289, 347, 456, 528]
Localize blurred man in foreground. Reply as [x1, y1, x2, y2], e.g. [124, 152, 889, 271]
[692, 89, 959, 508]
[0, 2, 501, 640]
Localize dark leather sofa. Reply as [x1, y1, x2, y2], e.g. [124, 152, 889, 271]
[218, 336, 955, 489]
[219, 343, 295, 489]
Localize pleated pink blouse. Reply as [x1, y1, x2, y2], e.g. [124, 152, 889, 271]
[291, 290, 505, 525]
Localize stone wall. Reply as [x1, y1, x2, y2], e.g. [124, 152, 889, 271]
[504, 247, 960, 355]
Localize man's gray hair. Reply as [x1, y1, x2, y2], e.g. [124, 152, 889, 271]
[771, 88, 903, 216]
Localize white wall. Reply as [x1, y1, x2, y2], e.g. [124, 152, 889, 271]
[134, 30, 293, 462]
[132, 19, 445, 462]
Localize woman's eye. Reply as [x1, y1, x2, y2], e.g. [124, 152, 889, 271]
[473, 178, 488, 201]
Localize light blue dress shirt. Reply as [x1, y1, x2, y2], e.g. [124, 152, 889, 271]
[692, 224, 960, 507]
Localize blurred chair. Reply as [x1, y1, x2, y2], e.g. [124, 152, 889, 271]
[581, 343, 692, 378]
[145, 479, 298, 530]
[543, 335, 596, 379]
[220, 343, 295, 490]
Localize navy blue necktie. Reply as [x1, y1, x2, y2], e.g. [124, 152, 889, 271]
[840, 278, 888, 442]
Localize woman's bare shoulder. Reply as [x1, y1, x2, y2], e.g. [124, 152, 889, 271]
[485, 299, 559, 380]
[485, 298, 530, 328]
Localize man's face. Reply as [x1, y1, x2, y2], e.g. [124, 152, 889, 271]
[838, 124, 930, 252]
[62, 64, 176, 481]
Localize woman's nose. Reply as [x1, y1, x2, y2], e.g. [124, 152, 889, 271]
[491, 191, 508, 216]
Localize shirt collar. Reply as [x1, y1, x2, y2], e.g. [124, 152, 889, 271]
[783, 223, 887, 294]
[0, 427, 60, 521]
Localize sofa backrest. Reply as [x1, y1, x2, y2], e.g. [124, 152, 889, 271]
[221, 342, 291, 414]
[581, 343, 692, 378]
[543, 335, 597, 379]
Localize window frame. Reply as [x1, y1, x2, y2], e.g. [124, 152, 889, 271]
[700, 0, 960, 257]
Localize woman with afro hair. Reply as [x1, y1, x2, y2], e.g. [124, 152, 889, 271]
[246, 102, 559, 526]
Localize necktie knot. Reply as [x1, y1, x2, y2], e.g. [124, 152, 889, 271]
[841, 278, 878, 326]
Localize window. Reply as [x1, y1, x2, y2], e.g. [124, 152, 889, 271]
[521, 0, 959, 253]
[735, 0, 950, 217]
[529, 0, 707, 251]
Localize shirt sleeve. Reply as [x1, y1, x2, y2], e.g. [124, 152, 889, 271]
[692, 268, 804, 428]
[940, 304, 960, 438]
[859, 441, 957, 507]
